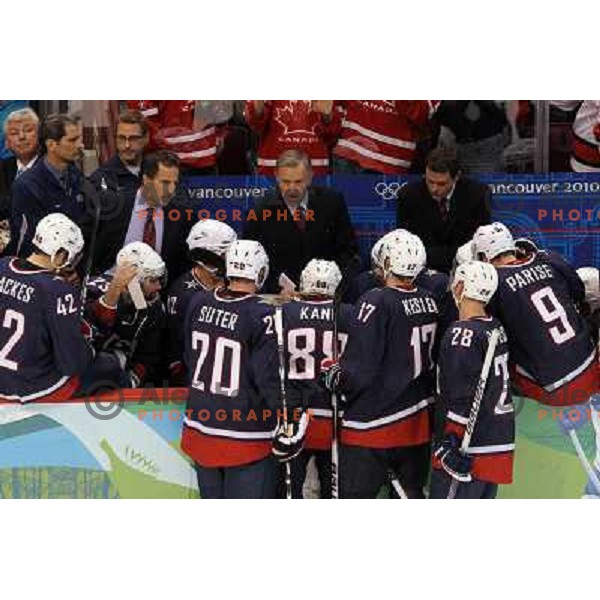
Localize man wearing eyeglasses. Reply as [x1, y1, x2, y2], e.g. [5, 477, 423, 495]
[90, 109, 149, 209]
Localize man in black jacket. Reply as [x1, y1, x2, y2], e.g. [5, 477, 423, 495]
[396, 148, 491, 274]
[9, 113, 87, 257]
[243, 149, 360, 294]
[90, 149, 195, 282]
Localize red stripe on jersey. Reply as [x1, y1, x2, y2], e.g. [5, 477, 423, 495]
[0, 376, 81, 404]
[92, 298, 117, 327]
[432, 452, 514, 485]
[341, 407, 431, 449]
[305, 416, 332, 451]
[438, 422, 514, 484]
[573, 134, 600, 168]
[511, 362, 599, 407]
[181, 424, 272, 468]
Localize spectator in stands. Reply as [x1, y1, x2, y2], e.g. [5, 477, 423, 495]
[243, 149, 360, 294]
[0, 107, 41, 251]
[10, 113, 88, 257]
[436, 101, 508, 174]
[396, 148, 491, 274]
[551, 101, 600, 172]
[127, 101, 219, 176]
[244, 101, 341, 176]
[332, 101, 440, 174]
[92, 150, 194, 282]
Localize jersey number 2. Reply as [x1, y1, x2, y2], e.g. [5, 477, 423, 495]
[0, 309, 25, 372]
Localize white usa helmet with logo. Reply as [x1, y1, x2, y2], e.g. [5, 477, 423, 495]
[33, 213, 84, 267]
[452, 260, 498, 304]
[226, 239, 269, 289]
[386, 233, 427, 279]
[300, 259, 342, 297]
[186, 219, 237, 258]
[473, 222, 516, 262]
[116, 241, 166, 281]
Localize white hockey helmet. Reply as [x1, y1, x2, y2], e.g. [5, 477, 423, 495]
[371, 228, 413, 270]
[455, 239, 475, 265]
[299, 259, 342, 297]
[452, 260, 498, 304]
[385, 233, 427, 279]
[473, 222, 516, 262]
[226, 239, 269, 289]
[116, 241, 166, 281]
[32, 213, 84, 266]
[577, 267, 600, 312]
[186, 219, 237, 258]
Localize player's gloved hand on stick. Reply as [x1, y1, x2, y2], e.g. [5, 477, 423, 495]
[435, 433, 473, 483]
[272, 410, 309, 462]
[320, 358, 342, 392]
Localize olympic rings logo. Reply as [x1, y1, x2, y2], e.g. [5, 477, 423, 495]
[374, 181, 402, 200]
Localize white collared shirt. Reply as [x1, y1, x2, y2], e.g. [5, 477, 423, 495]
[16, 155, 38, 178]
[284, 191, 309, 217]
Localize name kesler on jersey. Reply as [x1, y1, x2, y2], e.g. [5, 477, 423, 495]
[400, 295, 438, 316]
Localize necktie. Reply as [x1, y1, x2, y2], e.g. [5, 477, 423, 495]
[143, 207, 156, 250]
[439, 197, 449, 221]
[295, 206, 306, 233]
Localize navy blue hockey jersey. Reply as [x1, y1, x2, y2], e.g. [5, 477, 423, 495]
[84, 275, 166, 384]
[434, 317, 515, 484]
[181, 289, 281, 468]
[0, 257, 93, 402]
[339, 285, 439, 448]
[282, 298, 352, 450]
[165, 270, 210, 383]
[487, 252, 596, 394]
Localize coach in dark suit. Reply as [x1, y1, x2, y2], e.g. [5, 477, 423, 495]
[91, 150, 194, 282]
[243, 149, 360, 294]
[0, 107, 41, 220]
[396, 148, 491, 274]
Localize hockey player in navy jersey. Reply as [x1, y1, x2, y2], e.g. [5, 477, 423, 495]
[281, 259, 351, 498]
[473, 222, 598, 407]
[165, 220, 237, 386]
[85, 241, 167, 388]
[0, 213, 122, 402]
[181, 239, 306, 499]
[321, 233, 439, 498]
[430, 261, 515, 499]
[346, 229, 455, 328]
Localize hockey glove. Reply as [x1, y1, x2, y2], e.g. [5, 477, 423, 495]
[272, 410, 310, 462]
[435, 434, 473, 483]
[514, 238, 539, 259]
[320, 358, 342, 392]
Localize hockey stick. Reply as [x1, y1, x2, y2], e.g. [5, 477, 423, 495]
[274, 305, 293, 500]
[79, 175, 107, 315]
[568, 427, 600, 495]
[448, 327, 501, 499]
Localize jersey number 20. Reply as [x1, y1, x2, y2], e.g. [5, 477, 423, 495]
[190, 332, 241, 397]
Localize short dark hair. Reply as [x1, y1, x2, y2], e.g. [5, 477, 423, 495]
[426, 148, 461, 178]
[142, 150, 180, 178]
[40, 113, 81, 150]
[117, 109, 148, 136]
